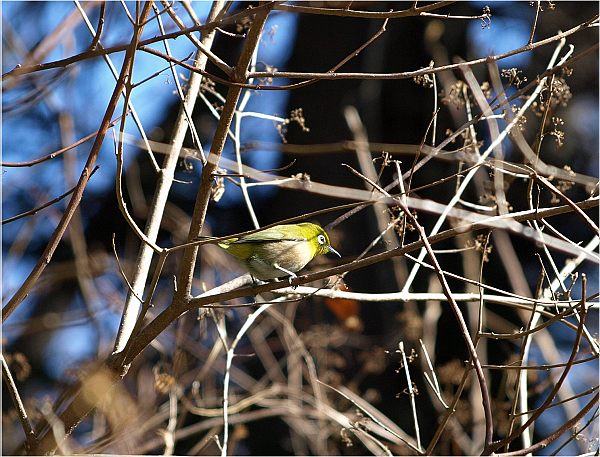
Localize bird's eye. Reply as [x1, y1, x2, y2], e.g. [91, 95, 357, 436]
[317, 234, 326, 245]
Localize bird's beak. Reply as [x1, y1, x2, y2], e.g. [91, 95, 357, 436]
[328, 246, 341, 257]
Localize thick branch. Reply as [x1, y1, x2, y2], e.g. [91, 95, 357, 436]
[174, 5, 272, 301]
[112, 0, 226, 355]
[23, 2, 155, 453]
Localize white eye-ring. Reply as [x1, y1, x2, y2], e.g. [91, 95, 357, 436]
[317, 234, 326, 245]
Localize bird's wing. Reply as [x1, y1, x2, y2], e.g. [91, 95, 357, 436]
[230, 227, 306, 244]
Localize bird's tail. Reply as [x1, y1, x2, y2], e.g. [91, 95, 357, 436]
[194, 235, 234, 250]
[194, 235, 219, 242]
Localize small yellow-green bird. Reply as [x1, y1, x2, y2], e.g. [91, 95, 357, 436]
[212, 222, 340, 280]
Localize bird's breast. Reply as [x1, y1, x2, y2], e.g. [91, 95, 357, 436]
[247, 240, 314, 279]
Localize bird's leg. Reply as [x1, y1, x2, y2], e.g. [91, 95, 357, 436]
[273, 264, 298, 287]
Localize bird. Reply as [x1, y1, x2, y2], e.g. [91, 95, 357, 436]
[211, 222, 340, 281]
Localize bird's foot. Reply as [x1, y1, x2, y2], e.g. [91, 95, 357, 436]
[287, 272, 298, 289]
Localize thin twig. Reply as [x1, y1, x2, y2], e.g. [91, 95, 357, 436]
[398, 342, 422, 452]
[2, 166, 99, 225]
[153, 2, 205, 164]
[318, 380, 421, 453]
[159, 0, 232, 75]
[528, 1, 541, 45]
[535, 174, 600, 234]
[1, 116, 123, 167]
[496, 395, 598, 456]
[2, 354, 37, 452]
[222, 303, 274, 456]
[112, 128, 163, 253]
[274, 1, 456, 18]
[490, 275, 590, 452]
[74, 0, 159, 171]
[88, 0, 106, 50]
[233, 47, 260, 228]
[419, 340, 448, 408]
